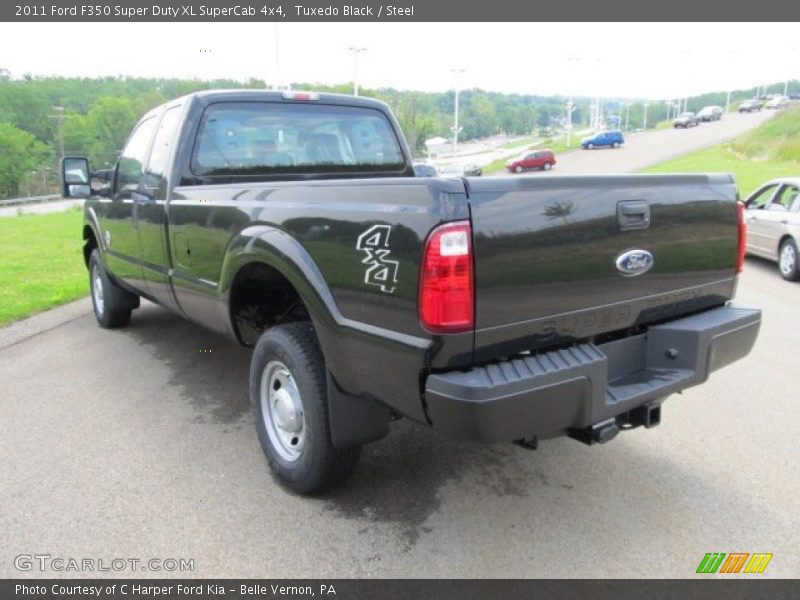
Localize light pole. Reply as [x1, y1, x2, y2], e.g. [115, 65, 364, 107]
[643, 103, 649, 130]
[451, 68, 465, 157]
[565, 97, 575, 147]
[625, 102, 631, 132]
[726, 90, 732, 113]
[349, 46, 367, 96]
[273, 23, 281, 90]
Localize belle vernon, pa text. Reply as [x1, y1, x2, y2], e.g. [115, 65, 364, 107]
[16, 583, 337, 597]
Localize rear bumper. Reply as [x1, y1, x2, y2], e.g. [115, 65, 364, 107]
[424, 304, 760, 443]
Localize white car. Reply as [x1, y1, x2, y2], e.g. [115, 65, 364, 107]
[765, 96, 790, 109]
[744, 177, 800, 280]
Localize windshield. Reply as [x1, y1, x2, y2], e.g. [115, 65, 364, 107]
[190, 102, 405, 177]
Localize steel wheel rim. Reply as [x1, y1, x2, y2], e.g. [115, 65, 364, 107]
[92, 264, 104, 316]
[780, 244, 796, 276]
[260, 360, 306, 462]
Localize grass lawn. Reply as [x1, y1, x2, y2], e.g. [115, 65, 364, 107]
[501, 136, 540, 150]
[641, 145, 798, 197]
[0, 208, 87, 326]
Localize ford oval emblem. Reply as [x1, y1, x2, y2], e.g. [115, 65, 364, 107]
[615, 249, 654, 276]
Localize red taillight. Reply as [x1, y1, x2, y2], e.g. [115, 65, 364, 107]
[736, 201, 746, 274]
[419, 220, 474, 334]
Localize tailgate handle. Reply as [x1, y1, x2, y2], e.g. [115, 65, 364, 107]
[617, 200, 650, 230]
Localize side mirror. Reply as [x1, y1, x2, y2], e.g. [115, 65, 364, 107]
[61, 157, 91, 198]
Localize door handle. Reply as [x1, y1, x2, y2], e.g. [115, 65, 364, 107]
[132, 192, 154, 205]
[780, 219, 789, 225]
[617, 200, 650, 230]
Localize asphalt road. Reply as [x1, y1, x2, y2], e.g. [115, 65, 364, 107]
[2, 110, 798, 578]
[500, 110, 774, 175]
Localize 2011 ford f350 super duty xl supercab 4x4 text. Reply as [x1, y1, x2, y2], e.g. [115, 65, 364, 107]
[61, 90, 761, 493]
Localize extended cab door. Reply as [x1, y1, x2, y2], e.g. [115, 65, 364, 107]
[98, 116, 158, 289]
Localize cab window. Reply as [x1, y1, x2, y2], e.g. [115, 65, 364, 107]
[190, 102, 405, 178]
[116, 117, 157, 192]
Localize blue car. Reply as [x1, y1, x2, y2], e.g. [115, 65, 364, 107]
[581, 130, 624, 149]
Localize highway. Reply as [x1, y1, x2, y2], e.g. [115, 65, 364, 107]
[1, 108, 797, 578]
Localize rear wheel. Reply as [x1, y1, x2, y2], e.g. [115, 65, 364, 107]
[778, 239, 800, 281]
[514, 165, 523, 174]
[89, 249, 137, 329]
[251, 322, 361, 494]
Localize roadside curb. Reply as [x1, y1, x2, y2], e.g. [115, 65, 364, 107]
[0, 296, 92, 351]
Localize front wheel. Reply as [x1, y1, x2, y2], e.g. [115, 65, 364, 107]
[542, 162, 552, 171]
[586, 143, 594, 150]
[514, 165, 523, 174]
[89, 249, 137, 329]
[611, 141, 620, 148]
[779, 239, 800, 281]
[251, 322, 361, 494]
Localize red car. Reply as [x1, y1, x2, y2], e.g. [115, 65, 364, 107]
[506, 149, 556, 173]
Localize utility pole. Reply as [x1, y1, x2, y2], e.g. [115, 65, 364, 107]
[726, 90, 732, 113]
[451, 68, 465, 157]
[643, 103, 649, 130]
[349, 46, 366, 96]
[625, 102, 630, 132]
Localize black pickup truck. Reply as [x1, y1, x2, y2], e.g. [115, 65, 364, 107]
[62, 90, 761, 494]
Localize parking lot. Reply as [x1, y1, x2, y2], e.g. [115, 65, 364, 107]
[0, 109, 797, 578]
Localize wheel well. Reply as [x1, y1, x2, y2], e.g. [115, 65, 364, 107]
[83, 226, 97, 269]
[778, 234, 795, 254]
[229, 262, 309, 347]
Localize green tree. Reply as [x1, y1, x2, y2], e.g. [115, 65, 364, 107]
[0, 123, 49, 198]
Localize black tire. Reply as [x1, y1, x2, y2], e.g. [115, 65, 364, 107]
[611, 141, 620, 148]
[89, 249, 137, 329]
[250, 322, 361, 494]
[515, 165, 523, 174]
[587, 143, 594, 150]
[778, 239, 800, 281]
[542, 162, 552, 171]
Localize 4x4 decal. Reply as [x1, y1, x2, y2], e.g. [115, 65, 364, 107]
[356, 225, 399, 294]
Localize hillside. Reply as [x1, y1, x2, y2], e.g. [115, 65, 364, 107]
[643, 104, 800, 196]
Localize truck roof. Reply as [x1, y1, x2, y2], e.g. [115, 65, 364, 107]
[170, 89, 392, 111]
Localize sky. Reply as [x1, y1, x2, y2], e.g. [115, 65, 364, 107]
[0, 22, 798, 99]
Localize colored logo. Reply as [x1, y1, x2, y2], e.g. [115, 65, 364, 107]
[356, 225, 399, 294]
[696, 552, 773, 574]
[615, 249, 654, 276]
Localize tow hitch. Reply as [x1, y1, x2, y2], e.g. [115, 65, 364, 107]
[567, 401, 662, 446]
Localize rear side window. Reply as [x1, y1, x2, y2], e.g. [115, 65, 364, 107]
[190, 102, 405, 177]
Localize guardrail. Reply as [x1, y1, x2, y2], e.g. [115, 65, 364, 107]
[0, 194, 62, 207]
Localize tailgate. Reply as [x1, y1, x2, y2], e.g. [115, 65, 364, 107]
[467, 174, 740, 360]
